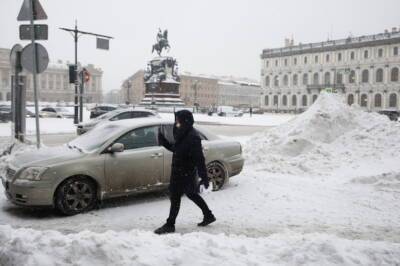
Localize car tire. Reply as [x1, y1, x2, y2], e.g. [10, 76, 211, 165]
[57, 115, 62, 118]
[207, 162, 226, 191]
[55, 176, 97, 215]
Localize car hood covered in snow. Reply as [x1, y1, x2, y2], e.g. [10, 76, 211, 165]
[9, 145, 84, 169]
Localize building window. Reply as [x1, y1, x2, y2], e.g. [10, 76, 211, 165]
[292, 95, 297, 106]
[275, 60, 278, 67]
[350, 51, 355, 60]
[378, 48, 384, 58]
[389, 93, 397, 108]
[302, 95, 307, 107]
[364, 50, 369, 59]
[265, 95, 269, 106]
[312, 94, 318, 103]
[376, 69, 384, 83]
[284, 58, 288, 66]
[273, 95, 278, 106]
[266, 60, 269, 67]
[391, 67, 399, 82]
[294, 58, 297, 65]
[265, 76, 270, 86]
[283, 75, 289, 86]
[293, 74, 298, 86]
[347, 94, 354, 105]
[274, 75, 279, 87]
[374, 94, 382, 107]
[302, 73, 308, 85]
[337, 53, 342, 61]
[0, 93, 2, 101]
[394, 47, 399, 56]
[282, 95, 287, 106]
[361, 94, 368, 107]
[313, 73, 319, 85]
[326, 54, 330, 62]
[349, 70, 356, 83]
[304, 56, 308, 64]
[314, 55, 318, 63]
[324, 72, 331, 84]
[336, 73, 343, 85]
[6, 92, 11, 101]
[362, 70, 369, 83]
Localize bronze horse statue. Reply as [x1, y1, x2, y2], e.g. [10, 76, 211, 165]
[152, 29, 170, 56]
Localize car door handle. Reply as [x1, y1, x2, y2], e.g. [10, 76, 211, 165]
[151, 152, 163, 158]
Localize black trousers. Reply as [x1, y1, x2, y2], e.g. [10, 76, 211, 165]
[166, 188, 212, 226]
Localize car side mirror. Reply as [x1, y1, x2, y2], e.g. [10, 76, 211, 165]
[108, 143, 124, 153]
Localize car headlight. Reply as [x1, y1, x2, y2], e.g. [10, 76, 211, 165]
[18, 167, 48, 181]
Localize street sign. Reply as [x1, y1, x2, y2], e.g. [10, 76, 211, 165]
[17, 0, 48, 21]
[96, 38, 109, 50]
[21, 43, 49, 73]
[19, 24, 48, 40]
[10, 44, 23, 72]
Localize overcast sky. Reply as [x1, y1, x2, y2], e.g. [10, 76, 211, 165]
[1, 0, 399, 92]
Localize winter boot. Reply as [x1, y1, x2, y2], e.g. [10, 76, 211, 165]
[154, 223, 175, 235]
[197, 213, 216, 227]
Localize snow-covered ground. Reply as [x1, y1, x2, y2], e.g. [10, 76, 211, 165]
[1, 93, 400, 265]
[0, 109, 293, 137]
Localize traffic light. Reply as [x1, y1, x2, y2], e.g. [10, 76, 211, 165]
[68, 64, 76, 84]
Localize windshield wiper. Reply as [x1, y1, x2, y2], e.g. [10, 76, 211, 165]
[67, 143, 72, 149]
[72, 145, 83, 153]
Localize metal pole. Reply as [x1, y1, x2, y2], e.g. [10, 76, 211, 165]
[79, 70, 83, 122]
[74, 21, 79, 124]
[29, 0, 41, 148]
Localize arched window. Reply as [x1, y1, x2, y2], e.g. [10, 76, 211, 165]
[374, 94, 382, 107]
[283, 75, 289, 86]
[389, 93, 397, 108]
[362, 70, 369, 83]
[361, 94, 368, 107]
[364, 50, 369, 59]
[312, 94, 318, 103]
[265, 76, 270, 86]
[337, 53, 342, 61]
[376, 69, 383, 83]
[336, 73, 343, 84]
[378, 48, 383, 58]
[302, 95, 308, 106]
[274, 76, 279, 87]
[324, 72, 331, 84]
[293, 58, 297, 65]
[326, 54, 330, 62]
[293, 74, 298, 86]
[394, 47, 398, 56]
[292, 95, 297, 106]
[273, 95, 278, 106]
[391, 67, 399, 82]
[304, 56, 308, 64]
[265, 95, 269, 106]
[282, 95, 287, 106]
[347, 94, 354, 105]
[313, 73, 319, 85]
[314, 55, 319, 63]
[350, 51, 355, 60]
[302, 73, 308, 85]
[349, 70, 356, 83]
[6, 92, 11, 101]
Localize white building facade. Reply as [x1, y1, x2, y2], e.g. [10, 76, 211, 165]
[218, 80, 261, 107]
[260, 30, 400, 112]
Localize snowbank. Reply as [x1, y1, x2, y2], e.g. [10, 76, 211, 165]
[244, 92, 400, 179]
[1, 225, 399, 266]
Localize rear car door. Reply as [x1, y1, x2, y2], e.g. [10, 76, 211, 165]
[105, 125, 164, 194]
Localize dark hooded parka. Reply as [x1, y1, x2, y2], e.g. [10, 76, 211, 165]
[159, 110, 208, 194]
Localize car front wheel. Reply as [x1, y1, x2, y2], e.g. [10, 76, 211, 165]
[207, 162, 226, 191]
[55, 176, 97, 215]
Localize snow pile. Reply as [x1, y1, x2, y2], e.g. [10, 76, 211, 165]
[244, 92, 400, 178]
[1, 225, 400, 266]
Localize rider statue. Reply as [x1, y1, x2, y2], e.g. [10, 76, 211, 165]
[152, 28, 170, 56]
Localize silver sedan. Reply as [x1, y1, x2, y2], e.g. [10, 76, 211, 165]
[1, 118, 244, 215]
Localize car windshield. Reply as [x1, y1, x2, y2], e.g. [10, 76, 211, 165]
[55, 107, 69, 112]
[68, 123, 125, 152]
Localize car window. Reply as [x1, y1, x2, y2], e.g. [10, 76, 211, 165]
[115, 126, 158, 150]
[110, 112, 131, 121]
[159, 124, 175, 144]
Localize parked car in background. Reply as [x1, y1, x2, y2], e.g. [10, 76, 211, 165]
[39, 107, 74, 118]
[77, 108, 159, 135]
[378, 110, 400, 121]
[217, 106, 243, 117]
[89, 105, 117, 119]
[2, 118, 244, 215]
[0, 105, 12, 122]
